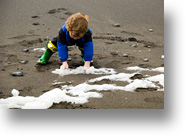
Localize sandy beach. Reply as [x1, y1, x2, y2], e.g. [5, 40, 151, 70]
[0, 0, 164, 109]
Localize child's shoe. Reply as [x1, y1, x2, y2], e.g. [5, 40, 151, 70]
[37, 48, 53, 64]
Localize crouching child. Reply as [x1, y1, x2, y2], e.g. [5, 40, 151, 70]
[37, 13, 93, 70]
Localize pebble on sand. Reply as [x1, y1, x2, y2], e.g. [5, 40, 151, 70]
[112, 24, 120, 27]
[122, 54, 128, 57]
[22, 49, 29, 52]
[144, 45, 152, 48]
[149, 29, 154, 32]
[12, 72, 23, 76]
[67, 58, 72, 61]
[143, 58, 149, 62]
[128, 37, 137, 42]
[111, 52, 118, 55]
[131, 44, 137, 47]
[20, 60, 28, 64]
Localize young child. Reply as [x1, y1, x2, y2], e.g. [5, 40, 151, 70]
[37, 13, 93, 70]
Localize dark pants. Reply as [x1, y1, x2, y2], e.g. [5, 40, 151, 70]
[47, 37, 84, 56]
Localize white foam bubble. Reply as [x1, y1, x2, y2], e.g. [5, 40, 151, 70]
[0, 66, 164, 109]
[126, 66, 164, 72]
[126, 66, 146, 71]
[151, 67, 164, 73]
[52, 66, 116, 76]
[146, 74, 164, 87]
[124, 79, 157, 91]
[11, 89, 19, 97]
[33, 47, 46, 52]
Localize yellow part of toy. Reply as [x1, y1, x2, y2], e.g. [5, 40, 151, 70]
[48, 41, 58, 53]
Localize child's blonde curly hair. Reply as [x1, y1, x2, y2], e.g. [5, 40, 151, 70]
[66, 13, 89, 38]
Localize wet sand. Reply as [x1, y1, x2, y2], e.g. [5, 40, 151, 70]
[0, 0, 164, 109]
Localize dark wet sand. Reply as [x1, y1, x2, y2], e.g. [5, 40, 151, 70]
[0, 0, 164, 109]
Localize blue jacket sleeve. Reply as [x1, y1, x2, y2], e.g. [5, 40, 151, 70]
[84, 42, 93, 61]
[83, 29, 94, 61]
[57, 27, 68, 62]
[57, 42, 68, 62]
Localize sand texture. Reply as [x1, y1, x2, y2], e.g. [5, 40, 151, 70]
[0, 0, 164, 109]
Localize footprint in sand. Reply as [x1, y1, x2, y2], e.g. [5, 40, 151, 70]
[32, 22, 40, 26]
[137, 40, 156, 48]
[93, 35, 128, 42]
[48, 9, 61, 14]
[46, 8, 72, 20]
[7, 55, 19, 62]
[64, 11, 73, 15]
[57, 8, 67, 11]
[121, 31, 144, 37]
[31, 15, 39, 19]
[139, 64, 152, 68]
[47, 8, 69, 15]
[35, 64, 50, 72]
[59, 17, 65, 20]
[105, 61, 120, 69]
[28, 30, 35, 34]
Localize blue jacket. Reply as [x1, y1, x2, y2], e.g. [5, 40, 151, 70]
[57, 25, 93, 62]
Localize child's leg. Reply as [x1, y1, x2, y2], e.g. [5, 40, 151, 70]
[37, 39, 58, 64]
[76, 42, 85, 62]
[78, 47, 85, 63]
[77, 45, 93, 63]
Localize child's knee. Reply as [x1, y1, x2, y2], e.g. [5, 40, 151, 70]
[47, 41, 58, 53]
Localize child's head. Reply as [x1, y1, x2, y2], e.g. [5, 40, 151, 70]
[66, 13, 89, 40]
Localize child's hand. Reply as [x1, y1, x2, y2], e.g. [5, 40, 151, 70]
[60, 61, 69, 70]
[84, 61, 90, 69]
